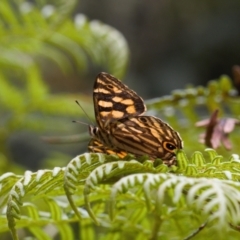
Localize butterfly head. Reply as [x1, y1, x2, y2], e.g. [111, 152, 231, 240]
[88, 125, 98, 137]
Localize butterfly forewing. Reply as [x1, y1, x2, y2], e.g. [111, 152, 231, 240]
[93, 72, 146, 128]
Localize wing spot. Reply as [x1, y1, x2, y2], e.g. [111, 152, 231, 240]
[128, 127, 142, 134]
[97, 79, 106, 85]
[150, 128, 163, 139]
[98, 100, 113, 108]
[126, 106, 136, 114]
[112, 96, 123, 102]
[113, 88, 122, 93]
[111, 110, 124, 118]
[121, 99, 134, 105]
[94, 88, 111, 94]
[100, 111, 111, 117]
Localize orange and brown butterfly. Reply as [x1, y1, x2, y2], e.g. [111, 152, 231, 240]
[87, 72, 183, 166]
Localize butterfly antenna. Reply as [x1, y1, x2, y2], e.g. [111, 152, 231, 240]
[72, 120, 90, 126]
[75, 100, 94, 125]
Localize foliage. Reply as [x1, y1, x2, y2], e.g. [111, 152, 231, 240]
[1, 1, 240, 240]
[1, 149, 240, 240]
[1, 75, 240, 239]
[146, 75, 240, 158]
[0, 0, 129, 173]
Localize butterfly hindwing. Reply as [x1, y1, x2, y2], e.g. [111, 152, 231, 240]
[109, 116, 183, 160]
[88, 138, 128, 159]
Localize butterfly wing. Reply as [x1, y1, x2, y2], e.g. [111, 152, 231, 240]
[93, 72, 146, 128]
[88, 72, 183, 166]
[88, 115, 183, 165]
[108, 116, 183, 161]
[88, 138, 128, 159]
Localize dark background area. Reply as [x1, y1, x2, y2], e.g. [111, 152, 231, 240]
[78, 0, 240, 98]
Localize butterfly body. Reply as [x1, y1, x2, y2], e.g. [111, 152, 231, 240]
[88, 72, 183, 165]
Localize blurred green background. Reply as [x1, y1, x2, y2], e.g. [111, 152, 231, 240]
[0, 0, 240, 174]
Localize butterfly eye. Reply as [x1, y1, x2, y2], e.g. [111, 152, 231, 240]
[163, 142, 177, 152]
[89, 127, 98, 136]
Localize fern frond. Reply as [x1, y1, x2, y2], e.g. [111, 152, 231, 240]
[146, 75, 240, 121]
[1, 150, 240, 239]
[83, 159, 162, 224]
[0, 172, 22, 210]
[110, 173, 240, 237]
[64, 153, 121, 221]
[6, 168, 65, 238]
[0, 0, 129, 77]
[178, 149, 240, 180]
[0, 0, 131, 187]
[3, 153, 113, 239]
[0, 0, 129, 141]
[86, 20, 129, 78]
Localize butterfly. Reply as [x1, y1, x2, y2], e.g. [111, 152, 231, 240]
[87, 72, 183, 166]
